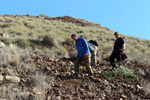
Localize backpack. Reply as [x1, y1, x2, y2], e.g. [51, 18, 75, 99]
[88, 40, 98, 53]
[88, 40, 98, 46]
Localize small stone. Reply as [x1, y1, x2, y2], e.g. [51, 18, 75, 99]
[104, 86, 111, 94]
[65, 72, 71, 77]
[136, 85, 142, 90]
[36, 92, 43, 95]
[137, 69, 145, 76]
[56, 91, 61, 96]
[12, 88, 20, 92]
[0, 41, 5, 48]
[5, 76, 20, 83]
[56, 96, 61, 100]
[0, 75, 3, 84]
[103, 80, 109, 85]
[140, 87, 150, 95]
[87, 92, 94, 98]
[121, 94, 127, 99]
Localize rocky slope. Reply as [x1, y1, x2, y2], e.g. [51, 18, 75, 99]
[0, 54, 149, 100]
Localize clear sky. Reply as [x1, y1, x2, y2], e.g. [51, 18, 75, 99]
[0, 0, 150, 40]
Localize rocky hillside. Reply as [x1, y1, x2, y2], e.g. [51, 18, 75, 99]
[0, 15, 149, 100]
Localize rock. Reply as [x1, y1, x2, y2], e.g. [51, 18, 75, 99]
[5, 76, 20, 83]
[0, 41, 5, 48]
[0, 75, 3, 84]
[104, 86, 111, 94]
[19, 92, 31, 99]
[47, 96, 51, 100]
[0, 99, 7, 100]
[121, 94, 127, 99]
[36, 92, 43, 95]
[12, 88, 20, 92]
[103, 80, 109, 86]
[137, 69, 145, 76]
[56, 96, 61, 100]
[56, 91, 61, 96]
[136, 85, 142, 91]
[140, 87, 150, 95]
[65, 72, 71, 77]
[27, 13, 30, 17]
[87, 92, 94, 98]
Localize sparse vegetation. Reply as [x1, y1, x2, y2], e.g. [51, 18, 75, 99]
[0, 15, 149, 99]
[104, 66, 137, 80]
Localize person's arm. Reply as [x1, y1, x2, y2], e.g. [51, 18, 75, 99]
[81, 38, 89, 53]
[122, 44, 125, 50]
[81, 38, 90, 58]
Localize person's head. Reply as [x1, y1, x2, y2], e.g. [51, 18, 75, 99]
[114, 32, 120, 39]
[71, 34, 78, 42]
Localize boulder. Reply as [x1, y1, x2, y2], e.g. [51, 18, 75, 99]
[5, 76, 20, 83]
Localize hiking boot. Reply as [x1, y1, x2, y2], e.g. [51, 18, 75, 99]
[72, 74, 78, 79]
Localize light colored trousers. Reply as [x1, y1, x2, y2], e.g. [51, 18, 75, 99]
[91, 46, 98, 66]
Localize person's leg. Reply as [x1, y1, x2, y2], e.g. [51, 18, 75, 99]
[116, 52, 122, 67]
[74, 58, 82, 75]
[109, 52, 117, 69]
[91, 46, 98, 66]
[84, 54, 93, 75]
[91, 52, 94, 66]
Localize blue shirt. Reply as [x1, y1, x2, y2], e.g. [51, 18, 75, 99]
[76, 37, 91, 57]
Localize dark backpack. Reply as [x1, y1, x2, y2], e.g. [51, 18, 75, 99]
[88, 40, 98, 46]
[88, 40, 98, 53]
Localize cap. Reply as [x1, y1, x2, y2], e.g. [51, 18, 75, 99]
[114, 32, 119, 35]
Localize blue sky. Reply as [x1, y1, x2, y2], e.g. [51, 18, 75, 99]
[0, 0, 150, 40]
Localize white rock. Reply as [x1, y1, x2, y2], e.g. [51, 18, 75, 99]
[12, 88, 20, 92]
[5, 76, 20, 83]
[137, 69, 145, 76]
[36, 92, 43, 95]
[136, 85, 142, 90]
[0, 75, 3, 84]
[0, 41, 5, 48]
[56, 96, 61, 100]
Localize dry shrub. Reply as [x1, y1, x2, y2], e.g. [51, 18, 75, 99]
[62, 37, 74, 46]
[42, 34, 57, 47]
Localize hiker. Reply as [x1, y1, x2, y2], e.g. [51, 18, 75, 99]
[71, 34, 93, 77]
[109, 32, 125, 69]
[88, 40, 98, 66]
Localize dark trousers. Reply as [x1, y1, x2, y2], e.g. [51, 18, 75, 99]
[109, 51, 121, 68]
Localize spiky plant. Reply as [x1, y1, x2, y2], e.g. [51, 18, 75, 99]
[104, 66, 136, 80]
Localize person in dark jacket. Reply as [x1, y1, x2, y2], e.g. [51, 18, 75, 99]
[71, 34, 93, 77]
[109, 32, 125, 69]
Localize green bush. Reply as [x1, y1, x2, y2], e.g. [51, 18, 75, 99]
[38, 13, 48, 17]
[104, 66, 136, 80]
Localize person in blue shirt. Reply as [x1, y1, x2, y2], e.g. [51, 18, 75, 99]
[71, 34, 93, 77]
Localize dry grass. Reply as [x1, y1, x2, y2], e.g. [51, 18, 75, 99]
[0, 15, 150, 64]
